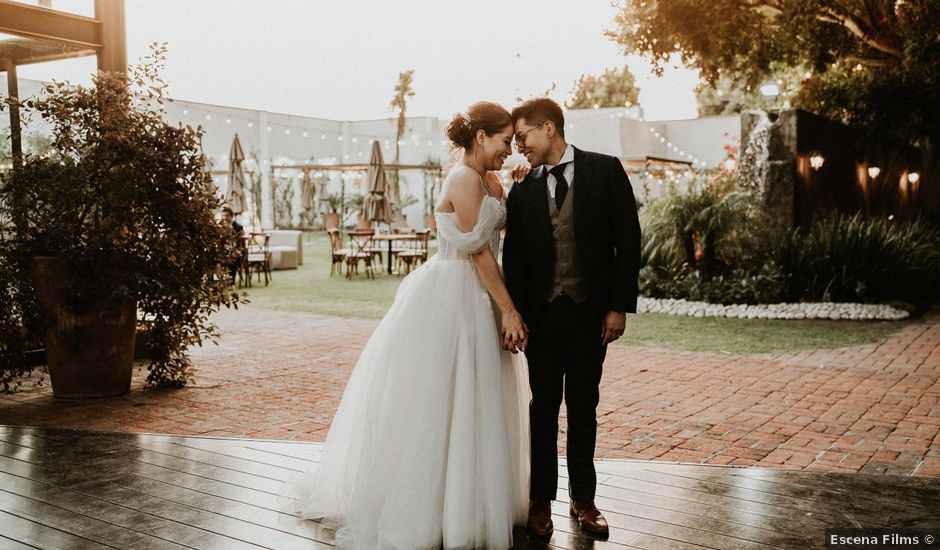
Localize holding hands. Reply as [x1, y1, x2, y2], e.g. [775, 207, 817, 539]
[500, 309, 528, 354]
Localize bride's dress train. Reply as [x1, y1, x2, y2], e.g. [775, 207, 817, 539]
[282, 195, 529, 549]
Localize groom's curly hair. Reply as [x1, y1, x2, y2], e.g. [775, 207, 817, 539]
[510, 98, 565, 139]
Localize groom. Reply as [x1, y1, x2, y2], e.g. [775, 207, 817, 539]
[503, 98, 641, 539]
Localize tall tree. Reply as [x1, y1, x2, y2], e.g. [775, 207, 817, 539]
[389, 70, 415, 204]
[607, 0, 940, 206]
[566, 66, 641, 109]
[695, 66, 805, 116]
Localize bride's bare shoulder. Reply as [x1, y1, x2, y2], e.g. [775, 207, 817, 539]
[443, 166, 484, 198]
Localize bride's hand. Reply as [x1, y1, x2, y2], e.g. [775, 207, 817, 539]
[501, 309, 527, 353]
[510, 164, 532, 183]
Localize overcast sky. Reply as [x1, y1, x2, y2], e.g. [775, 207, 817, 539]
[15, 0, 701, 121]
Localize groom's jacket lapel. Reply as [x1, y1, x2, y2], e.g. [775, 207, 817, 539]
[530, 165, 552, 240]
[572, 146, 595, 230]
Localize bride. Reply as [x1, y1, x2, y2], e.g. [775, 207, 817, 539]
[283, 101, 530, 549]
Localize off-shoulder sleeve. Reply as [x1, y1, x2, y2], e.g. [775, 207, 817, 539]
[433, 199, 501, 254]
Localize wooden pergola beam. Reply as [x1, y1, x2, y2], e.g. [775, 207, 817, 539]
[0, 0, 126, 168]
[94, 0, 125, 74]
[0, 35, 96, 66]
[0, 0, 102, 50]
[2, 58, 21, 167]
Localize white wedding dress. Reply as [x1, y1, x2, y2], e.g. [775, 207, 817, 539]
[284, 194, 530, 549]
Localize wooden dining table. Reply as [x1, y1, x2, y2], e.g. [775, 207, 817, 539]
[371, 233, 420, 274]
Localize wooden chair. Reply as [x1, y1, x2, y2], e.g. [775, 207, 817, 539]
[396, 229, 430, 275]
[345, 230, 376, 279]
[243, 232, 271, 286]
[388, 227, 416, 270]
[365, 234, 384, 265]
[328, 229, 349, 277]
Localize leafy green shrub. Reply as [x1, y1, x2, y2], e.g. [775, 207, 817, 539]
[640, 168, 940, 307]
[639, 170, 781, 303]
[775, 214, 940, 306]
[641, 262, 785, 305]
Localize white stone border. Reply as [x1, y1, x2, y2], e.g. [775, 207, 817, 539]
[637, 297, 909, 320]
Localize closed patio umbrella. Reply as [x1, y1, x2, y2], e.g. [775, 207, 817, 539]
[226, 134, 247, 214]
[363, 140, 392, 225]
[301, 169, 315, 211]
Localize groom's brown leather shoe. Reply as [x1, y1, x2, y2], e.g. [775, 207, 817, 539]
[570, 500, 609, 539]
[527, 500, 553, 538]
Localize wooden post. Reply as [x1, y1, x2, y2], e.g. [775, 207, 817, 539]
[94, 0, 126, 75]
[2, 58, 22, 168]
[270, 165, 277, 228]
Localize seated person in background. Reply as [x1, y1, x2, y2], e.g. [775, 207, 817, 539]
[220, 207, 245, 285]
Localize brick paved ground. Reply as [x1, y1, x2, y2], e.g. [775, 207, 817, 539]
[1, 307, 938, 476]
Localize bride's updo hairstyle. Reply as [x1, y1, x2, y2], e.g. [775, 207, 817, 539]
[445, 101, 511, 153]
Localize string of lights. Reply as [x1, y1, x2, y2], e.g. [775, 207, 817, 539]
[647, 126, 708, 168]
[165, 100, 450, 157]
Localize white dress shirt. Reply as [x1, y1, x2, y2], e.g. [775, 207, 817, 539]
[545, 144, 575, 199]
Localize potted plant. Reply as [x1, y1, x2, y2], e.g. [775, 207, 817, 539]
[0, 45, 244, 396]
[322, 193, 342, 230]
[346, 193, 370, 230]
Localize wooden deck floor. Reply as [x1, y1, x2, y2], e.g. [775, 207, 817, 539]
[1, 425, 938, 549]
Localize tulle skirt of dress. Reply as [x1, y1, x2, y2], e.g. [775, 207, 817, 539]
[281, 255, 530, 550]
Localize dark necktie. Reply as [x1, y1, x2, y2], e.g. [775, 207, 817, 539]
[550, 163, 569, 210]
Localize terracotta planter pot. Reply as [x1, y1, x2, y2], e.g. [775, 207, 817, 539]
[323, 212, 340, 230]
[355, 212, 372, 230]
[30, 257, 137, 398]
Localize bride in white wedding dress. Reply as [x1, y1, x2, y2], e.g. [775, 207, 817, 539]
[282, 101, 530, 549]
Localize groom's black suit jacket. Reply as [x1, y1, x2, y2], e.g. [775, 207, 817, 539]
[503, 146, 641, 327]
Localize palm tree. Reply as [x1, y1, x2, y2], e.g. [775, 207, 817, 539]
[389, 69, 415, 204]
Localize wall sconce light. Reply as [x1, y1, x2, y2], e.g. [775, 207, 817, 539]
[908, 172, 920, 184]
[809, 153, 825, 170]
[868, 166, 881, 179]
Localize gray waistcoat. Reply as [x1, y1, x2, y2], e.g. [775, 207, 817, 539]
[546, 180, 588, 303]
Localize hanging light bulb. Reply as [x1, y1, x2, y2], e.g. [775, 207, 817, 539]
[908, 172, 920, 184]
[868, 166, 881, 179]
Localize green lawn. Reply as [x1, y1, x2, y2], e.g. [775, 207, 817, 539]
[244, 233, 907, 354]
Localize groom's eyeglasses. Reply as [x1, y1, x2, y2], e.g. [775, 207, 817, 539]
[513, 121, 546, 148]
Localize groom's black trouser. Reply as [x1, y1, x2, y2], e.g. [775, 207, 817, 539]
[526, 294, 606, 502]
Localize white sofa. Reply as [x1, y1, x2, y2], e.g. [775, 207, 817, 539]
[268, 230, 303, 270]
